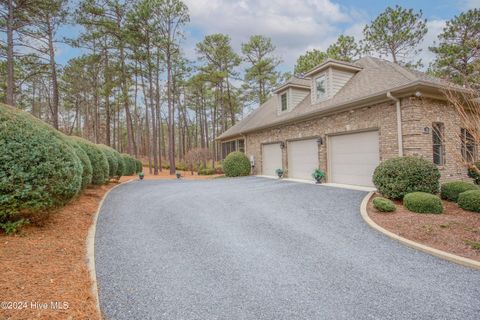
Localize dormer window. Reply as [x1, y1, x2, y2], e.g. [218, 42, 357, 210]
[315, 74, 326, 101]
[281, 92, 288, 111]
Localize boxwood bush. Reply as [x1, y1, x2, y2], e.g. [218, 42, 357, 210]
[440, 181, 478, 202]
[66, 138, 93, 189]
[98, 144, 119, 179]
[71, 137, 109, 185]
[372, 197, 396, 212]
[403, 192, 443, 214]
[457, 190, 480, 213]
[114, 152, 124, 178]
[121, 154, 136, 176]
[223, 152, 251, 177]
[0, 103, 83, 221]
[135, 159, 143, 173]
[373, 156, 440, 199]
[467, 161, 480, 185]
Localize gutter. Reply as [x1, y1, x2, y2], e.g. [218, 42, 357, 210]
[386, 91, 403, 157]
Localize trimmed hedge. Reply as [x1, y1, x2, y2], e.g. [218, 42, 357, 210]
[135, 159, 143, 173]
[440, 181, 479, 202]
[121, 154, 136, 176]
[98, 144, 119, 179]
[71, 137, 109, 185]
[0, 103, 83, 220]
[223, 152, 251, 177]
[66, 139, 93, 189]
[457, 190, 480, 213]
[403, 192, 443, 214]
[373, 156, 440, 200]
[372, 197, 396, 212]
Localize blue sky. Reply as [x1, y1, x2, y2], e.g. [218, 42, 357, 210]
[56, 0, 480, 72]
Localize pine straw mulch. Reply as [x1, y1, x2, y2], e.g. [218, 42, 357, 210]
[0, 171, 220, 320]
[121, 169, 223, 181]
[0, 180, 135, 320]
[368, 195, 480, 261]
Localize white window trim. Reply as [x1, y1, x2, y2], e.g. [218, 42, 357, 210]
[313, 72, 328, 103]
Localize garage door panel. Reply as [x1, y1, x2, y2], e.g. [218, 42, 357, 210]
[262, 143, 282, 177]
[330, 131, 379, 187]
[288, 139, 319, 180]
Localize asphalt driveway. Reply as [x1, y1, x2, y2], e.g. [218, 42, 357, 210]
[95, 177, 480, 320]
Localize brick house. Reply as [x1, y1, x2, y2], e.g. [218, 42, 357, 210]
[218, 57, 476, 187]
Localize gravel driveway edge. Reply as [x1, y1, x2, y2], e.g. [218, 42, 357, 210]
[360, 192, 480, 270]
[86, 179, 136, 318]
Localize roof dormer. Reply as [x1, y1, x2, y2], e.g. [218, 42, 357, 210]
[304, 59, 362, 104]
[273, 77, 310, 115]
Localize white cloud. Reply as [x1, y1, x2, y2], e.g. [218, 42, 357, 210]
[463, 0, 480, 9]
[183, 0, 363, 72]
[417, 19, 446, 69]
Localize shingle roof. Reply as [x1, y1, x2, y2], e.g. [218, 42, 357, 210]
[218, 56, 462, 140]
[273, 76, 310, 93]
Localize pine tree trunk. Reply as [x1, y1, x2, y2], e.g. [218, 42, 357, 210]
[6, 0, 15, 106]
[47, 14, 59, 129]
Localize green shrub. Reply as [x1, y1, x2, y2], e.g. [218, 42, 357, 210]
[403, 192, 443, 214]
[457, 190, 480, 213]
[66, 138, 93, 189]
[0, 103, 82, 221]
[440, 181, 479, 202]
[71, 137, 109, 185]
[136, 159, 143, 173]
[467, 161, 480, 185]
[223, 152, 251, 177]
[113, 151, 123, 178]
[121, 154, 136, 176]
[373, 156, 440, 199]
[175, 161, 187, 171]
[198, 168, 215, 175]
[98, 144, 119, 179]
[372, 197, 396, 212]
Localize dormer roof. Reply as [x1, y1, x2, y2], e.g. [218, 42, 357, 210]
[273, 76, 310, 94]
[303, 58, 363, 77]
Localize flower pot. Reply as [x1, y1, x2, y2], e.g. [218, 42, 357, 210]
[176, 173, 181, 179]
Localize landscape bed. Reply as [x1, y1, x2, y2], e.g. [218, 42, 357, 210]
[367, 196, 480, 261]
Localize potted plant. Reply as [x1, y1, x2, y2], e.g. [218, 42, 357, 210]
[312, 169, 325, 184]
[176, 171, 181, 179]
[275, 168, 284, 178]
[138, 172, 144, 180]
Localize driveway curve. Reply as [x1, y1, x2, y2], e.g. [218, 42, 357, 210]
[95, 177, 479, 320]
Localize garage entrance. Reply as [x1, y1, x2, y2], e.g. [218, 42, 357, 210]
[262, 143, 283, 177]
[287, 139, 319, 180]
[329, 131, 380, 187]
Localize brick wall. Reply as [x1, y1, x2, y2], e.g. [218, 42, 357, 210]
[245, 97, 472, 183]
[401, 97, 470, 181]
[246, 101, 399, 179]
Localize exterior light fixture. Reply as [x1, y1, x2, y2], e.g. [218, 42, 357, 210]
[280, 142, 286, 149]
[317, 137, 323, 145]
[423, 127, 430, 134]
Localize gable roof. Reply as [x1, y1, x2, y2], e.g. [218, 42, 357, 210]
[273, 76, 310, 93]
[218, 56, 465, 140]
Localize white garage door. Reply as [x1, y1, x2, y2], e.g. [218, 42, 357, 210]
[262, 143, 283, 176]
[330, 131, 379, 187]
[288, 139, 319, 180]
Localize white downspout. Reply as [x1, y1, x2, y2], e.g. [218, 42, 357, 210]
[387, 92, 403, 157]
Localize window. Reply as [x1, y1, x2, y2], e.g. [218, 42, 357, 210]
[315, 74, 326, 101]
[432, 122, 445, 165]
[238, 139, 245, 153]
[221, 139, 245, 159]
[461, 128, 476, 163]
[281, 93, 287, 111]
